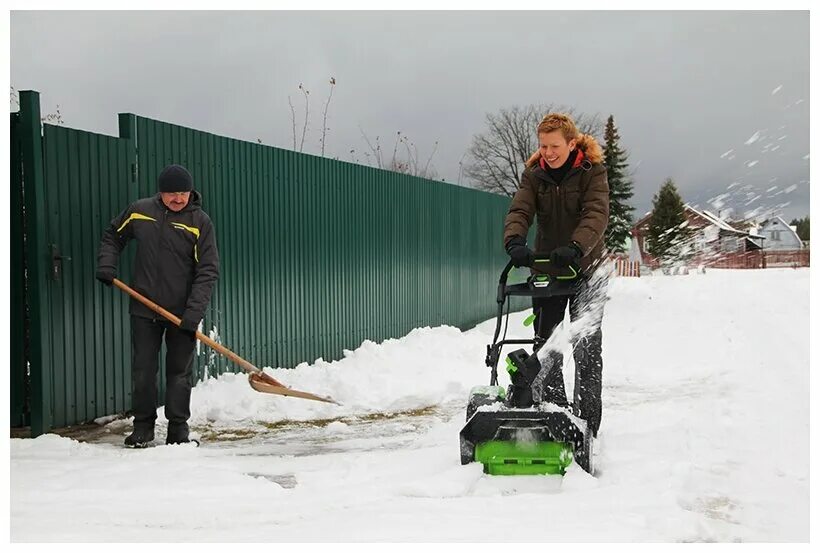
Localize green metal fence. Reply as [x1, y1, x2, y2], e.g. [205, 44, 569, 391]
[11, 112, 28, 427]
[13, 90, 527, 434]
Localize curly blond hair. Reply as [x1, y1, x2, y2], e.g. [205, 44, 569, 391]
[537, 113, 579, 140]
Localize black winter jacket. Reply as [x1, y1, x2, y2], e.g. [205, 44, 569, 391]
[96, 191, 219, 325]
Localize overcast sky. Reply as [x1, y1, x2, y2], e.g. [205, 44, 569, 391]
[11, 10, 810, 222]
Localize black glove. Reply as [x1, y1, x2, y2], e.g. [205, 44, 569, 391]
[549, 242, 583, 268]
[505, 236, 533, 268]
[179, 313, 200, 336]
[95, 268, 115, 287]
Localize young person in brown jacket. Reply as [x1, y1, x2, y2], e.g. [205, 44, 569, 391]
[503, 113, 609, 438]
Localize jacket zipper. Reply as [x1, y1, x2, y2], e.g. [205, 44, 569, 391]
[158, 208, 169, 306]
[551, 166, 582, 249]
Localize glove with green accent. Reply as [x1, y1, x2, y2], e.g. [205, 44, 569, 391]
[549, 242, 583, 268]
[505, 236, 534, 268]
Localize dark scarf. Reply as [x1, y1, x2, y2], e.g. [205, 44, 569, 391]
[540, 149, 578, 185]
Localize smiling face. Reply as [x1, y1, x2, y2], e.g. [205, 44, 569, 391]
[160, 191, 191, 212]
[538, 130, 577, 169]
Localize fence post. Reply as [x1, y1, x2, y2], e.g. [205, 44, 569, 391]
[10, 112, 27, 427]
[19, 90, 53, 436]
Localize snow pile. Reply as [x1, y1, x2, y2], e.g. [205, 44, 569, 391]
[187, 323, 499, 428]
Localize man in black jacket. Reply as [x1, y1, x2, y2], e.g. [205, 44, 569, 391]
[96, 164, 219, 446]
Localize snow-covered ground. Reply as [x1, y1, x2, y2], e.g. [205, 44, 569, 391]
[10, 269, 809, 542]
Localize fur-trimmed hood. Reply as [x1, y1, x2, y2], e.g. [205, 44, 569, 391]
[573, 133, 603, 164]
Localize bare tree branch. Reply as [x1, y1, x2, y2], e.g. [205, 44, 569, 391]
[320, 76, 336, 156]
[288, 95, 297, 151]
[423, 140, 439, 177]
[359, 126, 383, 169]
[298, 83, 310, 153]
[391, 131, 401, 168]
[357, 127, 439, 179]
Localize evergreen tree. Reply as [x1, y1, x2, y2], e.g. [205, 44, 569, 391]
[647, 178, 692, 263]
[603, 115, 635, 253]
[789, 216, 810, 242]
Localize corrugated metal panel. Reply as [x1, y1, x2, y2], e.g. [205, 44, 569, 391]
[11, 112, 27, 427]
[131, 116, 525, 380]
[41, 124, 136, 428]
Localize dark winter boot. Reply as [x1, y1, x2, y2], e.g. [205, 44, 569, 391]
[572, 328, 604, 437]
[166, 423, 190, 445]
[124, 427, 155, 448]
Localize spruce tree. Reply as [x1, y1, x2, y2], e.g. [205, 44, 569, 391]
[789, 216, 810, 242]
[603, 115, 635, 253]
[647, 178, 691, 262]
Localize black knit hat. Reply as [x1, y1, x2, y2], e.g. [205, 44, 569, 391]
[158, 164, 193, 193]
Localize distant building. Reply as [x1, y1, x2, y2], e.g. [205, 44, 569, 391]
[756, 216, 804, 251]
[631, 205, 763, 267]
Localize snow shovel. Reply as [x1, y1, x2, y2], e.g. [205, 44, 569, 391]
[112, 278, 339, 405]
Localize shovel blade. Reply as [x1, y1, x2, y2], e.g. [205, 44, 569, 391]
[248, 372, 340, 405]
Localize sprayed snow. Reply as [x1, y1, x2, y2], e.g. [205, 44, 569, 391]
[746, 160, 759, 168]
[770, 84, 783, 95]
[720, 149, 734, 159]
[10, 269, 809, 542]
[708, 193, 730, 210]
[744, 131, 762, 145]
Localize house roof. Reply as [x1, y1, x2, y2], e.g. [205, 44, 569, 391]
[633, 211, 653, 229]
[761, 216, 804, 244]
[698, 208, 743, 233]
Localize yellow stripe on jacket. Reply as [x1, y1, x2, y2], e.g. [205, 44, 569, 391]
[171, 222, 201, 262]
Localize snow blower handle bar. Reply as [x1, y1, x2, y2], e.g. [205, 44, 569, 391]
[497, 253, 578, 303]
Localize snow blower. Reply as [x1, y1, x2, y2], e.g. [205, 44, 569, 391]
[459, 256, 592, 476]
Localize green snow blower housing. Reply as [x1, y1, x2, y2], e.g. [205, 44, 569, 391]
[459, 257, 593, 476]
[476, 440, 574, 476]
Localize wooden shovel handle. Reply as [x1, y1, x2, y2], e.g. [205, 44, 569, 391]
[112, 278, 284, 386]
